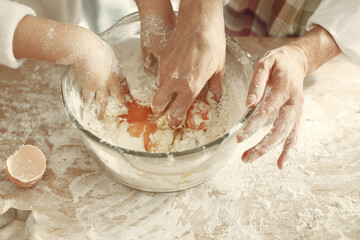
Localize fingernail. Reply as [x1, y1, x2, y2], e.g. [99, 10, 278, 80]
[237, 133, 248, 143]
[155, 78, 161, 88]
[277, 160, 285, 169]
[152, 107, 161, 115]
[167, 115, 181, 129]
[242, 150, 260, 163]
[241, 150, 249, 162]
[151, 103, 162, 115]
[246, 94, 257, 108]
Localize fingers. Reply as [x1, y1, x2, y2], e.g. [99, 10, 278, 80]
[142, 48, 157, 72]
[152, 83, 175, 115]
[95, 90, 109, 120]
[208, 70, 223, 102]
[168, 93, 195, 128]
[241, 103, 299, 163]
[197, 82, 209, 102]
[277, 116, 301, 169]
[246, 54, 275, 108]
[82, 88, 95, 108]
[237, 87, 289, 143]
[108, 72, 125, 105]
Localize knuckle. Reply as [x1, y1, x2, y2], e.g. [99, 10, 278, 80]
[263, 50, 273, 57]
[184, 88, 196, 99]
[294, 93, 304, 104]
[260, 103, 277, 117]
[254, 144, 269, 156]
[180, 76, 197, 96]
[251, 78, 264, 90]
[283, 88, 292, 100]
[256, 59, 268, 71]
[277, 90, 291, 104]
[257, 53, 273, 69]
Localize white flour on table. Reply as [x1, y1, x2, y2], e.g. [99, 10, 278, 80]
[1, 49, 359, 240]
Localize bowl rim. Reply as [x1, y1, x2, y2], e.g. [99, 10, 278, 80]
[61, 11, 255, 159]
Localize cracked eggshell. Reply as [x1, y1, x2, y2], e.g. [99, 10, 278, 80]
[5, 145, 46, 188]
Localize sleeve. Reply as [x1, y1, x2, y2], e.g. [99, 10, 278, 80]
[0, 0, 36, 68]
[306, 0, 360, 64]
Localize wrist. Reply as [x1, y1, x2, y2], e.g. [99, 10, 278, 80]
[136, 0, 173, 17]
[178, 0, 224, 30]
[13, 16, 101, 65]
[137, 0, 175, 32]
[71, 30, 107, 67]
[71, 33, 114, 84]
[287, 43, 311, 76]
[54, 26, 98, 65]
[288, 25, 341, 74]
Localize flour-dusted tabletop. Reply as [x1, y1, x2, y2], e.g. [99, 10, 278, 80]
[1, 38, 359, 239]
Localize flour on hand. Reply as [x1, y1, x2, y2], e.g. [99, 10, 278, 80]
[82, 47, 245, 153]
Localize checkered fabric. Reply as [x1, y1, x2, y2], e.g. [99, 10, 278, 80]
[224, 0, 321, 37]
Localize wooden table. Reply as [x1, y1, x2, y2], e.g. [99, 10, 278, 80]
[1, 38, 359, 239]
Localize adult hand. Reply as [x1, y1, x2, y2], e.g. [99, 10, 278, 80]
[237, 26, 341, 169]
[136, 0, 176, 71]
[152, 0, 226, 127]
[237, 45, 306, 169]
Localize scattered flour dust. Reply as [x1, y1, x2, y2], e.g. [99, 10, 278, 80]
[82, 49, 244, 153]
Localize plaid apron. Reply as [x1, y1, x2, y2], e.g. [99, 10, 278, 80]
[224, 0, 321, 37]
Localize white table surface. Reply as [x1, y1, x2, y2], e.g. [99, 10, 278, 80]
[1, 37, 359, 239]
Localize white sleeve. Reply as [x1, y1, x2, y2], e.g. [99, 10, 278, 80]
[307, 0, 360, 64]
[0, 0, 36, 68]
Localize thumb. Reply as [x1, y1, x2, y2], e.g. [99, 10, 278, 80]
[141, 44, 157, 72]
[208, 69, 224, 103]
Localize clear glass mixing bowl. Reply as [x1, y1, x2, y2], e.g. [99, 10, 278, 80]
[61, 12, 254, 192]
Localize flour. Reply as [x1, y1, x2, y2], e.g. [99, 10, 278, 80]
[82, 46, 246, 153]
[1, 41, 360, 239]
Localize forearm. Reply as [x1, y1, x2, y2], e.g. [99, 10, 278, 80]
[289, 25, 341, 75]
[13, 15, 100, 64]
[135, 0, 174, 18]
[178, 0, 224, 27]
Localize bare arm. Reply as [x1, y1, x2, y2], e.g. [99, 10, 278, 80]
[135, 0, 176, 69]
[152, 0, 226, 127]
[13, 15, 124, 117]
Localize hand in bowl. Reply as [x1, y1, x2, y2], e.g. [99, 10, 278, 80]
[152, 0, 226, 128]
[71, 39, 125, 119]
[13, 15, 125, 119]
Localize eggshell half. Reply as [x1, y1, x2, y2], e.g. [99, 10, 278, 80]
[5, 145, 46, 188]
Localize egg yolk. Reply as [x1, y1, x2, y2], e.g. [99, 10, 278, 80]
[118, 96, 211, 152]
[186, 99, 210, 131]
[118, 99, 158, 152]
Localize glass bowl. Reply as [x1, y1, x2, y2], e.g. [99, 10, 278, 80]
[61, 12, 254, 192]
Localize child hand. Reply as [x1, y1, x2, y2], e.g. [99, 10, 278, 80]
[69, 39, 126, 118]
[13, 15, 125, 118]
